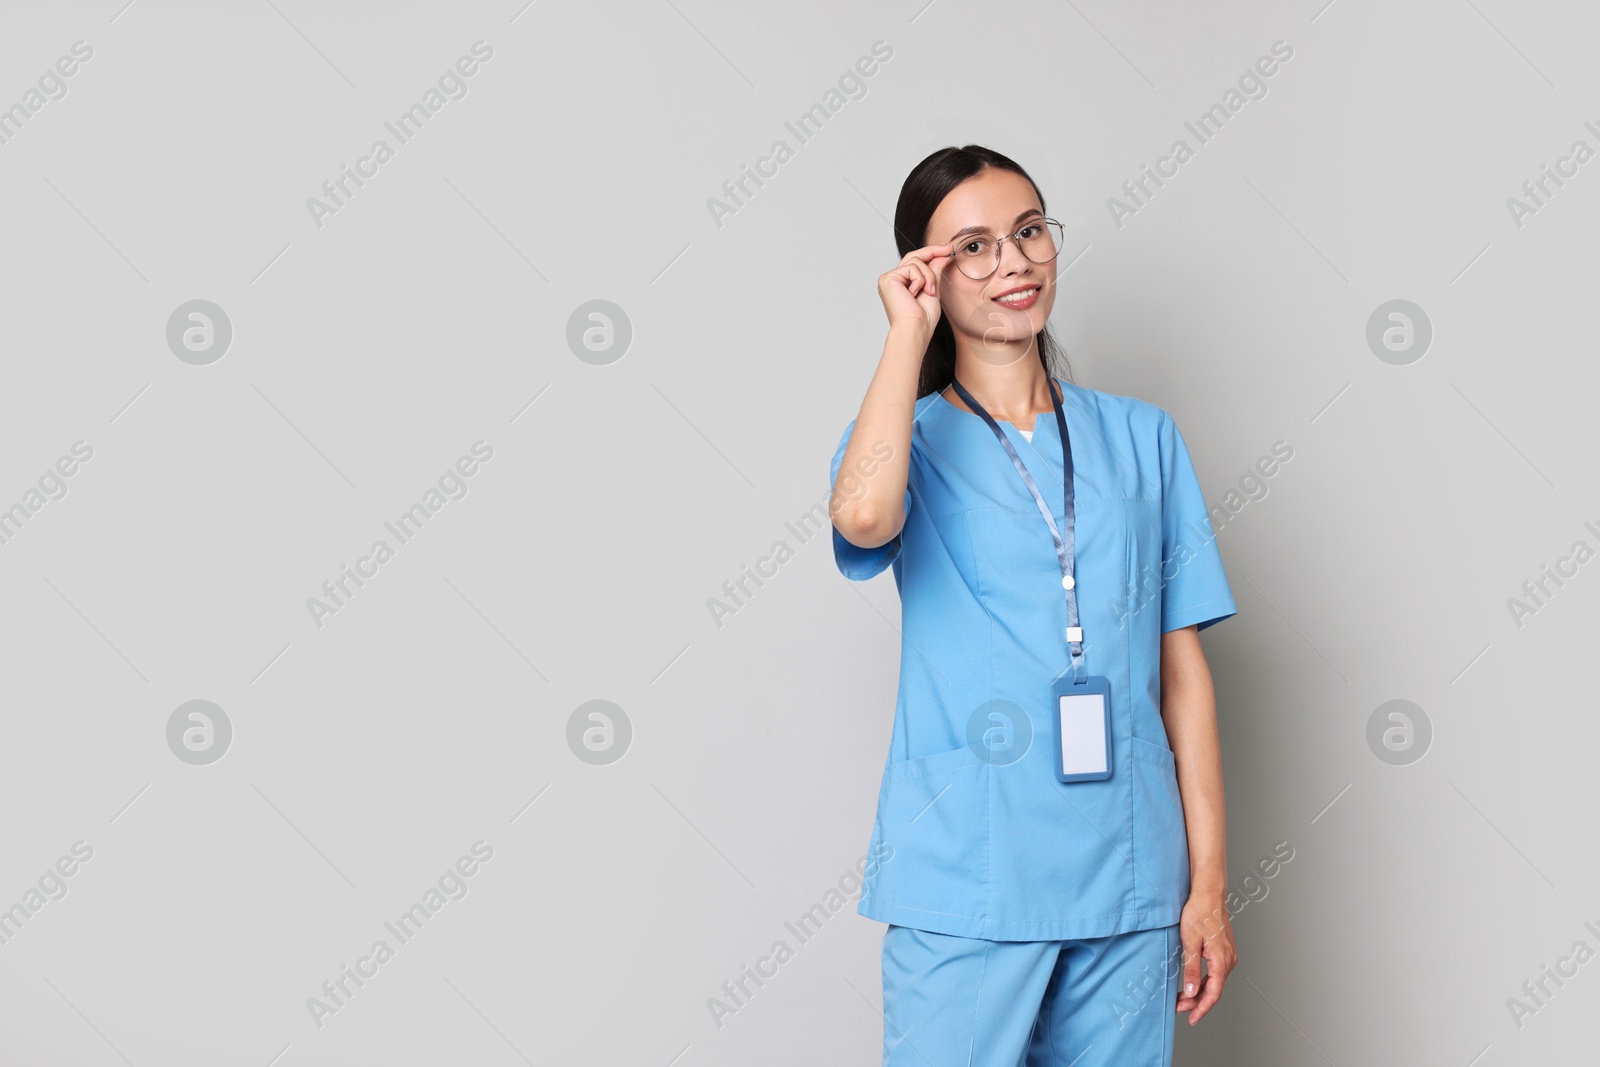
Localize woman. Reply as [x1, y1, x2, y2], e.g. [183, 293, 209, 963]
[828, 145, 1239, 1066]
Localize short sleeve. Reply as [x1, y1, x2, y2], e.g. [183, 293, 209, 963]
[828, 418, 911, 581]
[1158, 412, 1237, 632]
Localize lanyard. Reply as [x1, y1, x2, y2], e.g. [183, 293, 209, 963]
[949, 375, 1083, 676]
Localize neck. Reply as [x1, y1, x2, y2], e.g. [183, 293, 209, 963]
[946, 354, 1056, 428]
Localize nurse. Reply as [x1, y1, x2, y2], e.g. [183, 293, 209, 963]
[828, 145, 1240, 1067]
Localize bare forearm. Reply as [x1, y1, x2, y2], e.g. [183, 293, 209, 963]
[830, 324, 928, 548]
[1160, 626, 1227, 897]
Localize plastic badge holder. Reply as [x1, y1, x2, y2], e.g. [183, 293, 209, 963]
[1050, 672, 1113, 782]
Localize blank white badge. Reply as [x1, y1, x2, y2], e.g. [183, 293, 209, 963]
[1058, 691, 1109, 776]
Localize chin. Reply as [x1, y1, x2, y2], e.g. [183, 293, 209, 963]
[1027, 296, 1055, 329]
[993, 297, 1052, 337]
[1007, 308, 1051, 338]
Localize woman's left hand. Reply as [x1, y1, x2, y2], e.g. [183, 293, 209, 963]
[1176, 892, 1237, 1025]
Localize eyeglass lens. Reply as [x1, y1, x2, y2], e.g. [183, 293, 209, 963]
[952, 219, 1064, 279]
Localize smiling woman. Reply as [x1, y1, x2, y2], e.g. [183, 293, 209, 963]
[826, 144, 1241, 1066]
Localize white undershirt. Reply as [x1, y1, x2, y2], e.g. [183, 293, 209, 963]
[1019, 428, 1034, 442]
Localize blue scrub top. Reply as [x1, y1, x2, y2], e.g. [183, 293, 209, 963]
[829, 377, 1237, 942]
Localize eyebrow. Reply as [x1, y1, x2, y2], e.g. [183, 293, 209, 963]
[947, 208, 1044, 243]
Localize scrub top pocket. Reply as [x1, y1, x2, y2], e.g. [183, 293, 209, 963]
[1129, 736, 1190, 908]
[869, 745, 989, 922]
[892, 744, 984, 779]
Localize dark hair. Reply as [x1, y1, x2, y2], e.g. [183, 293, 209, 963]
[893, 145, 1072, 398]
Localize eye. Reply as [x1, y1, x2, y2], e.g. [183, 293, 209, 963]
[1016, 224, 1042, 239]
[959, 236, 993, 256]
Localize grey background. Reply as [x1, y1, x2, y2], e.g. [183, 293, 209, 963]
[1, 0, 1596, 1064]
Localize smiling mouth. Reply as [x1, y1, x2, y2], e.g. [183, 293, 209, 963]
[993, 287, 1039, 308]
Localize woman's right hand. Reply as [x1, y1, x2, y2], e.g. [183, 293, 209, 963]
[877, 243, 953, 338]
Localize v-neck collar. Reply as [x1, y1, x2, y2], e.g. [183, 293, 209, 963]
[933, 375, 1067, 439]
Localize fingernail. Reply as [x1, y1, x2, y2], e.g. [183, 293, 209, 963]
[1185, 983, 1195, 994]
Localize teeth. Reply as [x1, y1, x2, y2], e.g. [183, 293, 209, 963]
[996, 288, 1038, 304]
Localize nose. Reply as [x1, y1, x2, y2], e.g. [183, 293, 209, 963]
[995, 237, 1035, 278]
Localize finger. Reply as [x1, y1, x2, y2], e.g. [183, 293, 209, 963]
[1184, 974, 1211, 1024]
[902, 259, 933, 299]
[893, 247, 949, 300]
[1174, 971, 1199, 1010]
[1181, 929, 1203, 1005]
[1188, 973, 1225, 1025]
[1188, 945, 1229, 1025]
[907, 242, 953, 264]
[905, 248, 951, 289]
[902, 262, 932, 296]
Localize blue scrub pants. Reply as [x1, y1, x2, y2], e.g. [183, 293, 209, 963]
[881, 923, 1182, 1067]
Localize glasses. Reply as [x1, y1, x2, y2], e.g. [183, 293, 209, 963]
[946, 217, 1065, 280]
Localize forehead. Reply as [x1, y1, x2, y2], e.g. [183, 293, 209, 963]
[926, 168, 1043, 242]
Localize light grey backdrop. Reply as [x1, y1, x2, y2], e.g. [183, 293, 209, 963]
[2, 0, 1596, 1064]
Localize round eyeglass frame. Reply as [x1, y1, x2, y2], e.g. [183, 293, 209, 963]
[947, 217, 1065, 280]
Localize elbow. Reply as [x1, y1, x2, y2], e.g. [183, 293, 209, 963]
[832, 501, 900, 550]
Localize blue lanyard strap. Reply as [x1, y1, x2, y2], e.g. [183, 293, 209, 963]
[949, 375, 1082, 675]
